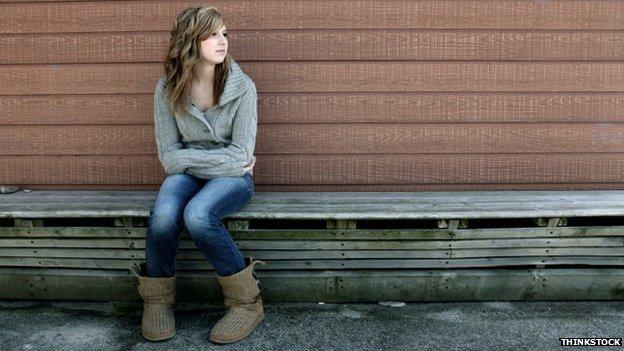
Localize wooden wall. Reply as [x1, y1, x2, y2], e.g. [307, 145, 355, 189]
[1, 1, 623, 191]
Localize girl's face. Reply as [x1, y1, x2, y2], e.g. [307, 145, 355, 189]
[199, 25, 228, 65]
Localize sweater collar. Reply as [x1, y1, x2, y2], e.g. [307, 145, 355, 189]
[216, 59, 247, 107]
[184, 58, 248, 114]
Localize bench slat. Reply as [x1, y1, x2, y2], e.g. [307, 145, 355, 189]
[1, 190, 624, 219]
[1, 267, 622, 302]
[2, 247, 623, 260]
[2, 226, 624, 239]
[1, 237, 622, 249]
[2, 256, 624, 270]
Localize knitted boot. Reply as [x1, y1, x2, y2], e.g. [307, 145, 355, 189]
[129, 261, 176, 341]
[209, 256, 267, 344]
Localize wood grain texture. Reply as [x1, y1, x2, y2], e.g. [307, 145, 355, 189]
[0, 94, 152, 125]
[4, 30, 624, 64]
[4, 226, 624, 240]
[1, 267, 623, 302]
[2, 1, 623, 190]
[6, 247, 624, 260]
[3, 62, 624, 95]
[1, 123, 623, 155]
[3, 92, 624, 125]
[3, 1, 624, 34]
[2, 256, 624, 270]
[10, 183, 624, 192]
[1, 189, 624, 219]
[4, 237, 623, 249]
[1, 154, 624, 185]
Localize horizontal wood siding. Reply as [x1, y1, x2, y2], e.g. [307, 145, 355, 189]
[1, 1, 623, 190]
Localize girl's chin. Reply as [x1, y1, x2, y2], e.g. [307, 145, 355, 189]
[201, 57, 226, 64]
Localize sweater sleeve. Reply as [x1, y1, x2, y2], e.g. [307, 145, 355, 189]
[167, 78, 258, 178]
[153, 78, 187, 175]
[184, 157, 254, 179]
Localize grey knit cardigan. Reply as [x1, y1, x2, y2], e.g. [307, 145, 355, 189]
[153, 59, 258, 179]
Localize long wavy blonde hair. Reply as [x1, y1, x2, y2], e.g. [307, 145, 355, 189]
[163, 6, 231, 119]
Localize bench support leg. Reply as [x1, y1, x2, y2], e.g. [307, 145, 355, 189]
[14, 218, 44, 227]
[437, 219, 468, 230]
[114, 217, 144, 227]
[327, 219, 356, 229]
[227, 220, 250, 231]
[533, 217, 568, 227]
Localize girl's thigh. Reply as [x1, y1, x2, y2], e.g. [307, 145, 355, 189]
[151, 173, 203, 220]
[185, 173, 254, 220]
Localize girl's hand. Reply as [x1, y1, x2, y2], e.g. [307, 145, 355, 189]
[243, 157, 255, 172]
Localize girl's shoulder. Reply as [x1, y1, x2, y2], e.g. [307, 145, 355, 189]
[155, 76, 166, 92]
[242, 75, 257, 96]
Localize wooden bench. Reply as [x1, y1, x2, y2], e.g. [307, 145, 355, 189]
[1, 190, 624, 302]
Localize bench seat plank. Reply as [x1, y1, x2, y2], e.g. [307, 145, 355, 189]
[1, 190, 624, 219]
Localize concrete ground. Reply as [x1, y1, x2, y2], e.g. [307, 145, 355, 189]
[0, 300, 623, 351]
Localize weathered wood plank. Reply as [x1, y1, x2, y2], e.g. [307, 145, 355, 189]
[2, 226, 624, 240]
[1, 256, 623, 270]
[4, 202, 624, 219]
[1, 237, 622, 250]
[17, 191, 624, 203]
[2, 247, 623, 260]
[1, 267, 622, 302]
[333, 268, 624, 302]
[0, 249, 451, 260]
[2, 190, 624, 219]
[233, 238, 624, 250]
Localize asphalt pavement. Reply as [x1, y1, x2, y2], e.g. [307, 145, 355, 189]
[1, 300, 623, 351]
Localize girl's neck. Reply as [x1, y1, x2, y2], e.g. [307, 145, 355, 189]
[193, 62, 216, 87]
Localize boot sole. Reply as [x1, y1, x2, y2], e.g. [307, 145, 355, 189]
[142, 328, 176, 342]
[209, 312, 265, 344]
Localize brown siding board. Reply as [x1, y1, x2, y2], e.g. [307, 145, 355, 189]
[2, 154, 623, 185]
[3, 1, 624, 34]
[0, 125, 155, 155]
[4, 93, 624, 125]
[0, 32, 169, 64]
[14, 184, 624, 192]
[256, 183, 624, 192]
[257, 123, 624, 155]
[0, 94, 150, 125]
[2, 123, 623, 155]
[247, 62, 624, 93]
[261, 92, 624, 124]
[4, 30, 624, 64]
[3, 62, 624, 95]
[234, 30, 624, 61]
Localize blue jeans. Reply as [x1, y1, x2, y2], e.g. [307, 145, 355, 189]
[145, 172, 255, 277]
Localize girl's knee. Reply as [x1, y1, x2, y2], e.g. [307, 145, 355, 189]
[147, 211, 182, 241]
[163, 172, 195, 183]
[183, 204, 222, 235]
